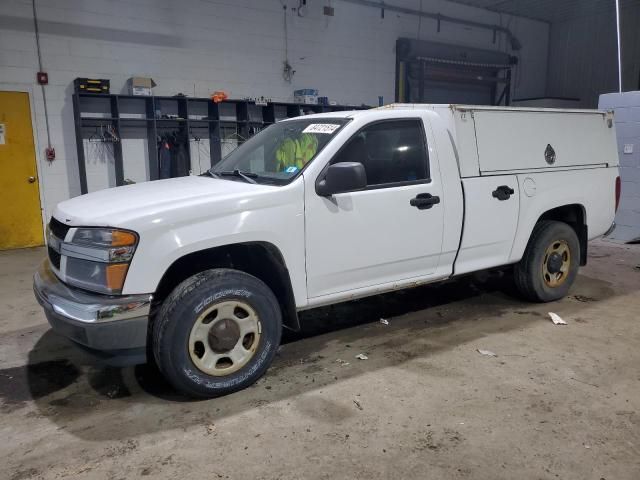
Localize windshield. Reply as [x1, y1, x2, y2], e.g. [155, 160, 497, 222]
[209, 117, 350, 185]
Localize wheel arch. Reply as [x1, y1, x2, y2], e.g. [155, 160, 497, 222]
[152, 241, 300, 331]
[528, 204, 588, 266]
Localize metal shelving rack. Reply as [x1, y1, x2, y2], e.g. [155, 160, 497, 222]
[72, 93, 369, 194]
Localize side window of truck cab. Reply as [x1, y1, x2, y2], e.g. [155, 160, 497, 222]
[330, 119, 430, 188]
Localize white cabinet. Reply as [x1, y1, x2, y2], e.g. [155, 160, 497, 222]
[599, 92, 640, 243]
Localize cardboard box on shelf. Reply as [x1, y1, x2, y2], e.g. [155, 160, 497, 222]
[294, 89, 318, 105]
[129, 77, 157, 96]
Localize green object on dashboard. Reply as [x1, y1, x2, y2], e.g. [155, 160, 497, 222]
[276, 133, 319, 172]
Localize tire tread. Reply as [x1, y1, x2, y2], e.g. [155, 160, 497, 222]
[151, 268, 281, 398]
[514, 220, 579, 303]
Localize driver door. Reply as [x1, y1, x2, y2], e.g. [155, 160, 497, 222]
[304, 117, 444, 299]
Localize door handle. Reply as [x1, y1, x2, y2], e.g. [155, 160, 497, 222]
[28, 176, 36, 184]
[410, 193, 440, 210]
[492, 185, 514, 201]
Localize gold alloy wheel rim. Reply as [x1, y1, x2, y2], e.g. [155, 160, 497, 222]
[188, 300, 261, 376]
[542, 239, 571, 288]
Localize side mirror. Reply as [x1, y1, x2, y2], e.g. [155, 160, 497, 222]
[316, 162, 367, 196]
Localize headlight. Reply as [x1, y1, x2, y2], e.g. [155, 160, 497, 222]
[61, 228, 138, 295]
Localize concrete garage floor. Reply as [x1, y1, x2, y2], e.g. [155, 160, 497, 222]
[1, 241, 639, 480]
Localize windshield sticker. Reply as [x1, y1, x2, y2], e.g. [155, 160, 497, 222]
[302, 123, 341, 134]
[285, 166, 299, 173]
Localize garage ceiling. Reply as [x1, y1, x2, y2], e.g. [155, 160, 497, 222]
[448, 0, 640, 23]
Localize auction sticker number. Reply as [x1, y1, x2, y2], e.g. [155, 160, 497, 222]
[303, 124, 341, 134]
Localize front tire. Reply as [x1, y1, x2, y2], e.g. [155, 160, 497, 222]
[152, 269, 282, 398]
[514, 220, 580, 302]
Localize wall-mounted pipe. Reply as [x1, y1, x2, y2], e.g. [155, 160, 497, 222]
[615, 0, 622, 92]
[32, 0, 53, 157]
[339, 0, 522, 50]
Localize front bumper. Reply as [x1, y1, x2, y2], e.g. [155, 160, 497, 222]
[33, 260, 152, 365]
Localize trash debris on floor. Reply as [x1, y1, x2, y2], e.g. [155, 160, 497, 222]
[571, 295, 595, 302]
[355, 353, 369, 360]
[549, 312, 567, 325]
[477, 349, 497, 357]
[380, 318, 389, 325]
[335, 359, 350, 366]
[571, 377, 599, 388]
[206, 424, 216, 435]
[353, 399, 363, 410]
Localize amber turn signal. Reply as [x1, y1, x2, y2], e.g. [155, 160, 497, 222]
[111, 230, 137, 247]
[106, 263, 129, 291]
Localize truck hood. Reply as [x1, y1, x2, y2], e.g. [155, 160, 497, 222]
[53, 176, 276, 226]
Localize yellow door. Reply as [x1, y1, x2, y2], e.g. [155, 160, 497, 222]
[0, 91, 44, 250]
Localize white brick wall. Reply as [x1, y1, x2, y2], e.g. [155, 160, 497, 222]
[0, 0, 549, 221]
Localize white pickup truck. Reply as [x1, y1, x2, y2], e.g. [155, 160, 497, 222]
[34, 104, 620, 397]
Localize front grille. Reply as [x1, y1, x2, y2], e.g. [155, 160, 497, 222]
[49, 217, 71, 240]
[48, 246, 61, 269]
[48, 217, 69, 270]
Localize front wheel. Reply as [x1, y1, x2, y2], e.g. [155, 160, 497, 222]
[152, 269, 282, 398]
[514, 220, 580, 302]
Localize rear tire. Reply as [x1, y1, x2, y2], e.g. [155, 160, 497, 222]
[152, 268, 282, 398]
[514, 220, 580, 302]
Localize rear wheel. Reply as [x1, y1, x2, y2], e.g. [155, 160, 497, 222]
[514, 220, 580, 302]
[152, 268, 282, 398]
